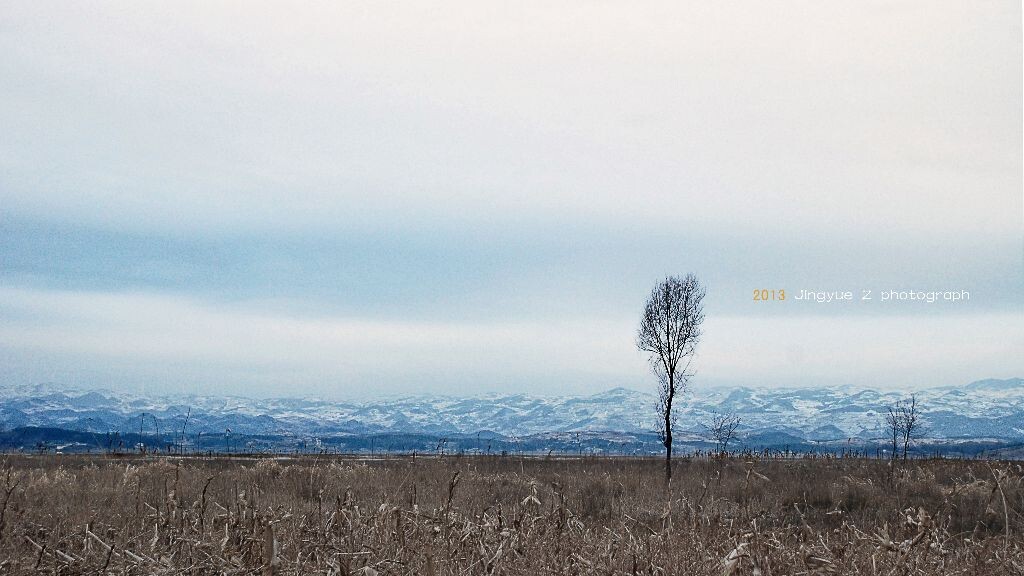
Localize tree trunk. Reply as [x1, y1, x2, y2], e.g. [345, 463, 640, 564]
[664, 434, 672, 482]
[664, 378, 673, 483]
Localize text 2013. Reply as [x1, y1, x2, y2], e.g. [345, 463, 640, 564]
[752, 289, 785, 301]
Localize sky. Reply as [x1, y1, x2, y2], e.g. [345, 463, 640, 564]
[1, 1, 1021, 399]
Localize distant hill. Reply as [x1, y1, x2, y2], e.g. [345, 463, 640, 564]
[1, 379, 1021, 455]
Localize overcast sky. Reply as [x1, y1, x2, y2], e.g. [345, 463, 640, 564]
[1, 1, 1021, 399]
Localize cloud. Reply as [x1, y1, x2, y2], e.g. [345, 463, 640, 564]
[699, 314, 1024, 391]
[0, 2, 1019, 396]
[0, 287, 643, 397]
[1, 287, 1019, 398]
[0, 1, 1019, 239]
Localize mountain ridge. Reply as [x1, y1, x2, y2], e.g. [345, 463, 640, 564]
[2, 379, 1021, 444]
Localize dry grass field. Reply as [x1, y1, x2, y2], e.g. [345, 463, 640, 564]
[0, 454, 1021, 575]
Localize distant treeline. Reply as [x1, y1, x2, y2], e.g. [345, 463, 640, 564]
[1, 426, 1020, 459]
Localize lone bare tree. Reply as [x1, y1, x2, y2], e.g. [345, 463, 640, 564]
[637, 274, 706, 482]
[705, 413, 741, 455]
[884, 404, 901, 460]
[883, 395, 926, 461]
[899, 394, 924, 461]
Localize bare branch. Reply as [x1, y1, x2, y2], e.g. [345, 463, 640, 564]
[703, 413, 741, 455]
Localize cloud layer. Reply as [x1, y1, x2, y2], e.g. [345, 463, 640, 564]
[0, 1, 1020, 396]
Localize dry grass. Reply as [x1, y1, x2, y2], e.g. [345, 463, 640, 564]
[0, 454, 1021, 574]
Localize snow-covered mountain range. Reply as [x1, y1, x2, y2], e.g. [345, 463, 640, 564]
[2, 379, 1022, 445]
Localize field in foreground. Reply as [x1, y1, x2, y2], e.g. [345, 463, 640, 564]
[0, 455, 1021, 575]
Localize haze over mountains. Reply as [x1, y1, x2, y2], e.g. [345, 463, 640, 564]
[1, 379, 1021, 455]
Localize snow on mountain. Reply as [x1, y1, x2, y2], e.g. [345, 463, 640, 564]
[1, 379, 1022, 442]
